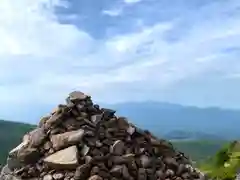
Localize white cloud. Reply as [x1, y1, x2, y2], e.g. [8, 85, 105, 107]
[124, 0, 142, 4]
[0, 0, 93, 57]
[102, 8, 123, 17]
[1, 0, 240, 121]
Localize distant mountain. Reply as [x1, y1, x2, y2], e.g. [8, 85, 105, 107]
[104, 101, 240, 139]
[162, 130, 226, 141]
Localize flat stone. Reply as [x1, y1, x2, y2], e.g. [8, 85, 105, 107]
[50, 129, 85, 150]
[69, 91, 88, 101]
[43, 146, 78, 170]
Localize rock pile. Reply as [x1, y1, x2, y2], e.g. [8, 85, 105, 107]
[1, 91, 206, 180]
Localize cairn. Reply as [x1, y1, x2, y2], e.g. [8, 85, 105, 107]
[0, 91, 206, 180]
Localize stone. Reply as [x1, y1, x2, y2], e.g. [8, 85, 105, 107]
[17, 147, 41, 164]
[80, 145, 90, 156]
[140, 155, 152, 168]
[164, 157, 178, 170]
[53, 173, 64, 180]
[44, 113, 63, 129]
[6, 157, 22, 170]
[110, 165, 123, 178]
[138, 168, 147, 180]
[69, 91, 88, 101]
[28, 127, 47, 147]
[127, 125, 135, 135]
[110, 140, 125, 155]
[50, 129, 85, 150]
[44, 146, 78, 169]
[90, 115, 102, 124]
[88, 175, 103, 180]
[74, 164, 91, 180]
[43, 174, 53, 180]
[39, 116, 50, 127]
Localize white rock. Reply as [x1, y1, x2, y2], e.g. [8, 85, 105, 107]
[44, 146, 78, 169]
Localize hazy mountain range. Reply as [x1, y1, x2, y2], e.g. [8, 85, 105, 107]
[104, 101, 240, 139]
[2, 101, 240, 140]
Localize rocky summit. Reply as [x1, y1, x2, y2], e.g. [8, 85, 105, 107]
[0, 91, 206, 180]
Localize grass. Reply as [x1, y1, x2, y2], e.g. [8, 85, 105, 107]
[199, 141, 240, 180]
[171, 140, 228, 163]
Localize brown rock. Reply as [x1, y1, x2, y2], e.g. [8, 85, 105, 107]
[44, 112, 63, 129]
[74, 164, 91, 180]
[110, 165, 123, 178]
[43, 141, 52, 151]
[28, 127, 47, 147]
[50, 129, 85, 150]
[165, 169, 175, 178]
[17, 147, 41, 164]
[68, 91, 88, 101]
[110, 140, 125, 155]
[39, 116, 50, 127]
[138, 168, 147, 180]
[164, 157, 178, 170]
[140, 155, 152, 168]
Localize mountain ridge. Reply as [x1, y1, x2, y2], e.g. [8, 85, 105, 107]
[2, 101, 240, 139]
[104, 101, 240, 139]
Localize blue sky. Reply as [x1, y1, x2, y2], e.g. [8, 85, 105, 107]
[1, 0, 240, 122]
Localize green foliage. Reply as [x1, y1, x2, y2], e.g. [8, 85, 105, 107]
[199, 141, 240, 180]
[0, 120, 35, 164]
[172, 140, 227, 163]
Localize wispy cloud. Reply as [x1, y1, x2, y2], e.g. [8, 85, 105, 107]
[124, 0, 142, 4]
[102, 8, 123, 17]
[1, 0, 240, 121]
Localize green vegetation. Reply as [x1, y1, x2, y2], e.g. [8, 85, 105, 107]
[0, 120, 35, 164]
[199, 141, 240, 180]
[172, 140, 228, 163]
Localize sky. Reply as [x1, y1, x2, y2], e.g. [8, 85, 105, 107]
[1, 0, 240, 122]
